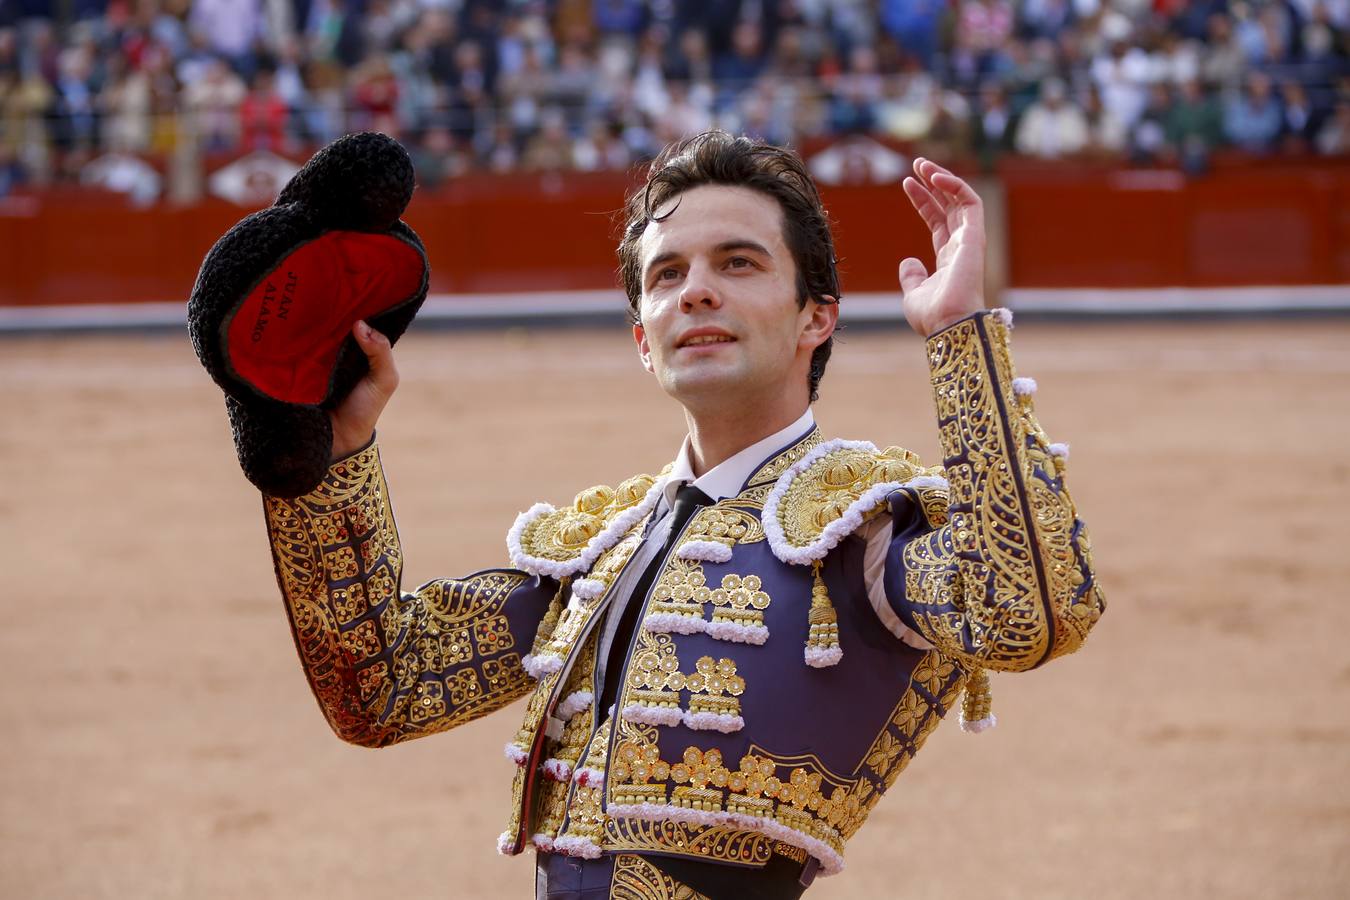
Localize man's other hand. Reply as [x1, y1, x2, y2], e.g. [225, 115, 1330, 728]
[898, 158, 987, 337]
[329, 320, 400, 460]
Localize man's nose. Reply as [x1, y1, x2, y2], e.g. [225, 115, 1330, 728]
[678, 264, 722, 312]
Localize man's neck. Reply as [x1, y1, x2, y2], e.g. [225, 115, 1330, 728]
[683, 402, 811, 478]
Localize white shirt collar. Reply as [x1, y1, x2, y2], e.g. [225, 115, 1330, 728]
[663, 408, 816, 508]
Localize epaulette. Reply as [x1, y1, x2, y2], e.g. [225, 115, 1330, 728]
[507, 472, 668, 580]
[762, 439, 949, 669]
[762, 438, 948, 566]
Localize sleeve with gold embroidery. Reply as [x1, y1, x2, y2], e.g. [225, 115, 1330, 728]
[882, 310, 1105, 671]
[262, 441, 558, 747]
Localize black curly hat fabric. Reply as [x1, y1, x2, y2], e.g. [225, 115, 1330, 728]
[188, 132, 430, 498]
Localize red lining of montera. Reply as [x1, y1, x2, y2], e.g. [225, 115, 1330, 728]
[225, 232, 423, 404]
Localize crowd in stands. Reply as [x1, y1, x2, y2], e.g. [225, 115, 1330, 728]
[1, 0, 1347, 197]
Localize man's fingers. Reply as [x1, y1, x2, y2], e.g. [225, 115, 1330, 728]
[353, 320, 400, 395]
[898, 257, 929, 297]
[903, 176, 950, 247]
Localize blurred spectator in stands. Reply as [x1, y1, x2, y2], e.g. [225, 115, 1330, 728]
[298, 57, 344, 144]
[573, 117, 630, 171]
[880, 0, 947, 70]
[0, 142, 21, 197]
[971, 80, 1015, 167]
[50, 38, 100, 155]
[389, 22, 445, 137]
[714, 19, 767, 88]
[1224, 70, 1283, 152]
[1315, 99, 1350, 153]
[185, 56, 244, 152]
[481, 119, 521, 172]
[1093, 39, 1151, 128]
[189, 0, 261, 74]
[1166, 78, 1223, 171]
[1278, 79, 1319, 151]
[1128, 83, 1172, 163]
[1201, 12, 1245, 89]
[663, 79, 714, 139]
[594, 0, 645, 36]
[521, 105, 573, 170]
[957, 0, 1015, 79]
[501, 41, 551, 136]
[101, 51, 151, 153]
[665, 28, 713, 84]
[239, 63, 288, 152]
[548, 40, 592, 130]
[350, 53, 400, 137]
[1083, 85, 1128, 156]
[1020, 0, 1072, 40]
[1016, 76, 1089, 157]
[410, 122, 468, 186]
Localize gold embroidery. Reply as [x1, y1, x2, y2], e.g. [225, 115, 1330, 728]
[262, 444, 536, 747]
[610, 853, 711, 900]
[902, 313, 1105, 671]
[686, 506, 764, 546]
[708, 573, 770, 633]
[605, 820, 774, 866]
[746, 428, 824, 487]
[649, 558, 710, 624]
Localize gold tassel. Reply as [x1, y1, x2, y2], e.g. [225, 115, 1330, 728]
[960, 667, 996, 733]
[530, 576, 568, 657]
[804, 561, 842, 666]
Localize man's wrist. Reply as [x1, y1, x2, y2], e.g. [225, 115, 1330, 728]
[331, 430, 376, 463]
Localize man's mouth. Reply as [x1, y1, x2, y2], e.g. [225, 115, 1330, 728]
[678, 334, 736, 348]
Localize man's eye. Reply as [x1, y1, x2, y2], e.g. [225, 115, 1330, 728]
[658, 268, 680, 281]
[728, 257, 753, 269]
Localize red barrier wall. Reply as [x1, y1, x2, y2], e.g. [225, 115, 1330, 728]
[2, 160, 1347, 307]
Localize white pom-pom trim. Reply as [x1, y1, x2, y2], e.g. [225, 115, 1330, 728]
[643, 612, 708, 635]
[572, 766, 605, 787]
[1012, 377, 1037, 397]
[905, 474, 949, 491]
[763, 439, 946, 565]
[523, 653, 563, 679]
[507, 477, 669, 578]
[1048, 442, 1070, 460]
[683, 711, 745, 733]
[542, 758, 573, 782]
[607, 803, 844, 875]
[552, 835, 604, 859]
[497, 831, 517, 855]
[960, 713, 998, 734]
[531, 833, 555, 852]
[804, 645, 844, 668]
[703, 620, 769, 645]
[621, 703, 684, 727]
[504, 742, 528, 766]
[571, 577, 607, 600]
[556, 690, 594, 721]
[676, 540, 734, 563]
[992, 307, 1013, 328]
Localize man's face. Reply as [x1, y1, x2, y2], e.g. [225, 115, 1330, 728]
[632, 185, 834, 410]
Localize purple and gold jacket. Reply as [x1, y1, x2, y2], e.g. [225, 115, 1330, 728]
[261, 310, 1105, 879]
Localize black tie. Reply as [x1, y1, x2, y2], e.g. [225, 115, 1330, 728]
[597, 483, 713, 717]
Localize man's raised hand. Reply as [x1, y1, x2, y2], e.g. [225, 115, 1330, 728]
[898, 158, 987, 337]
[329, 321, 400, 460]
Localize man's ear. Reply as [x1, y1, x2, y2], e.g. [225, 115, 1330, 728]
[799, 295, 839, 352]
[633, 321, 655, 373]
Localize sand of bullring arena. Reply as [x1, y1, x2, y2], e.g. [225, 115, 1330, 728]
[2, 318, 1348, 899]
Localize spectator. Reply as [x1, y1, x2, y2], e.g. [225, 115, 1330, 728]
[1315, 99, 1350, 153]
[184, 56, 245, 152]
[1166, 78, 1223, 169]
[880, 0, 947, 70]
[239, 64, 288, 152]
[1015, 76, 1090, 157]
[188, 0, 262, 72]
[1082, 84, 1128, 155]
[1224, 70, 1284, 152]
[1279, 80, 1319, 150]
[971, 80, 1016, 165]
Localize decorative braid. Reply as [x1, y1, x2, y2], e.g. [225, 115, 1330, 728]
[530, 577, 568, 658]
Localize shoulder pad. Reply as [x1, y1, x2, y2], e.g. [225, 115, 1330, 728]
[762, 438, 947, 565]
[508, 473, 666, 578]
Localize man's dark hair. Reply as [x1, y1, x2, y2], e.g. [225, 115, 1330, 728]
[617, 131, 840, 401]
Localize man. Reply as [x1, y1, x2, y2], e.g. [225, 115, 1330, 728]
[261, 132, 1104, 899]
